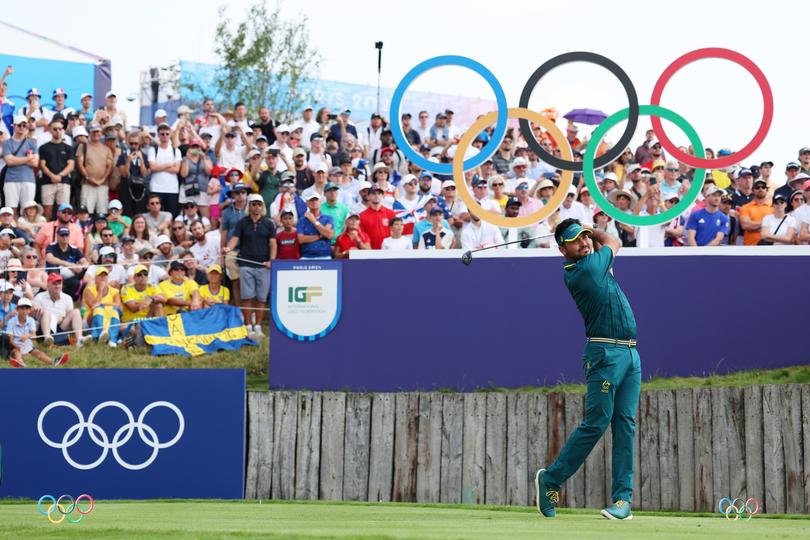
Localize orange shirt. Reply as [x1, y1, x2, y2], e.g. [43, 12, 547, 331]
[739, 199, 773, 245]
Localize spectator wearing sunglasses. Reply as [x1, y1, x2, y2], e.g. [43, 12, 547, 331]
[34, 203, 84, 257]
[739, 178, 774, 245]
[659, 161, 682, 201]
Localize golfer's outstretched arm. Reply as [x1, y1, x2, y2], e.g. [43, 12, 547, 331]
[588, 228, 621, 257]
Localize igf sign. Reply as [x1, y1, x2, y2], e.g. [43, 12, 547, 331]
[272, 261, 342, 341]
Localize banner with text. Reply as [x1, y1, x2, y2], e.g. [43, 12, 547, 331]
[272, 260, 343, 342]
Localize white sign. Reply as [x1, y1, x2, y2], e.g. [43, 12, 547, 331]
[272, 262, 342, 341]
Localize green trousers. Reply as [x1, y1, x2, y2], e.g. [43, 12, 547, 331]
[544, 342, 641, 503]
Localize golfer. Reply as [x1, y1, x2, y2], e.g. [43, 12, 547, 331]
[535, 218, 640, 521]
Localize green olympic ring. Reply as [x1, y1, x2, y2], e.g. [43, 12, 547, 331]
[582, 104, 706, 227]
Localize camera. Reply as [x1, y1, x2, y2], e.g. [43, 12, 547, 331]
[375, 42, 383, 50]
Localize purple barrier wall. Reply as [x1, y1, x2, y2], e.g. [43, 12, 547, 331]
[269, 253, 810, 391]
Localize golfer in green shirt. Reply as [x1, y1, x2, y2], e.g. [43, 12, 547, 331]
[535, 218, 641, 520]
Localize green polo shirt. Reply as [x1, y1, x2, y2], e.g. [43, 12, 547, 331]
[257, 170, 281, 209]
[563, 246, 636, 340]
[320, 200, 350, 244]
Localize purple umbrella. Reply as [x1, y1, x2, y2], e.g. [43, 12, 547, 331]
[563, 108, 607, 125]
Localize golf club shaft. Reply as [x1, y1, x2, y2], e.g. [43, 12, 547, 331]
[469, 233, 555, 254]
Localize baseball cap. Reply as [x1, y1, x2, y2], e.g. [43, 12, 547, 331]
[358, 181, 372, 192]
[137, 247, 156, 257]
[537, 179, 555, 190]
[207, 264, 223, 274]
[328, 166, 343, 176]
[247, 193, 265, 204]
[625, 164, 641, 175]
[275, 124, 291, 133]
[80, 92, 92, 100]
[156, 234, 172, 246]
[87, 122, 102, 132]
[169, 260, 186, 272]
[121, 235, 135, 244]
[17, 298, 32, 308]
[0, 279, 12, 293]
[651, 159, 666, 170]
[418, 171, 433, 180]
[705, 185, 724, 197]
[315, 163, 329, 174]
[228, 182, 248, 195]
[58, 203, 73, 212]
[108, 199, 123, 211]
[72, 126, 88, 138]
[57, 227, 70, 236]
[506, 197, 522, 207]
[760, 161, 774, 167]
[786, 161, 800, 170]
[429, 207, 444, 216]
[511, 157, 528, 168]
[99, 246, 116, 257]
[95, 266, 110, 276]
[0, 207, 12, 216]
[105, 91, 117, 99]
[310, 132, 324, 141]
[737, 168, 753, 177]
[555, 221, 591, 246]
[324, 182, 339, 191]
[473, 176, 488, 187]
[667, 193, 681, 202]
[154, 109, 168, 119]
[133, 264, 149, 275]
[306, 192, 322, 200]
[293, 147, 306, 158]
[799, 147, 810, 156]
[773, 193, 787, 203]
[47, 272, 63, 283]
[441, 180, 456, 189]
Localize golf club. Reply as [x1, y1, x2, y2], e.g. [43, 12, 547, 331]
[461, 233, 556, 265]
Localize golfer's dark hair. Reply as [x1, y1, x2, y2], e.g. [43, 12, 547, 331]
[390, 217, 403, 226]
[555, 218, 581, 246]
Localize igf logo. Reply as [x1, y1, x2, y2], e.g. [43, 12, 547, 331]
[288, 286, 323, 303]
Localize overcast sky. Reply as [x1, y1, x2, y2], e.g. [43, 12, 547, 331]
[2, 0, 807, 173]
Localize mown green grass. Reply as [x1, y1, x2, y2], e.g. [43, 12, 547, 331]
[0, 500, 808, 540]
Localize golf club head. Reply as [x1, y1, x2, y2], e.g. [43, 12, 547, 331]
[461, 251, 472, 266]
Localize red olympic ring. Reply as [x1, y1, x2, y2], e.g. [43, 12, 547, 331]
[650, 47, 773, 170]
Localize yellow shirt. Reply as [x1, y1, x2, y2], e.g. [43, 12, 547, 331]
[158, 278, 199, 315]
[121, 283, 160, 321]
[200, 284, 230, 304]
[84, 284, 119, 312]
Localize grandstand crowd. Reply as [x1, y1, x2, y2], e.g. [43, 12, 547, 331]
[0, 64, 808, 363]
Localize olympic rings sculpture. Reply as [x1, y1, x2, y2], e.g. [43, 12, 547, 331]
[390, 48, 772, 228]
[37, 400, 185, 470]
[38, 494, 94, 524]
[718, 497, 760, 521]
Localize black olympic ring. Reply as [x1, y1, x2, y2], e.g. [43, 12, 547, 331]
[518, 51, 639, 172]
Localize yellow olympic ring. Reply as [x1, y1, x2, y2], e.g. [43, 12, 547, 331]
[47, 503, 67, 524]
[453, 107, 574, 229]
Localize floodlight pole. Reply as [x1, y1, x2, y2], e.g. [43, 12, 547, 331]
[375, 42, 383, 114]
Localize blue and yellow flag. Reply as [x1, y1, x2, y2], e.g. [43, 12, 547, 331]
[142, 304, 257, 357]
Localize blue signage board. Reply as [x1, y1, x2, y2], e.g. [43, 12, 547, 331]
[0, 369, 245, 499]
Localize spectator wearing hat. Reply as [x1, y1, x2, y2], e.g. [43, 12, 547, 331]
[686, 185, 730, 246]
[500, 197, 548, 249]
[177, 199, 211, 231]
[225, 193, 277, 337]
[120, 263, 165, 347]
[641, 141, 665, 171]
[321, 183, 350, 242]
[102, 91, 126, 131]
[506, 157, 531, 191]
[33, 272, 85, 347]
[75, 122, 113, 214]
[532, 178, 556, 205]
[436, 179, 469, 228]
[392, 174, 425, 235]
[82, 265, 122, 347]
[199, 264, 230, 307]
[512, 180, 541, 217]
[0, 207, 26, 248]
[599, 172, 620, 199]
[400, 112, 421, 147]
[418, 207, 454, 249]
[45, 224, 89, 296]
[328, 109, 357, 148]
[118, 235, 138, 269]
[34, 203, 83, 256]
[729, 168, 755, 210]
[267, 124, 294, 173]
[491, 134, 514, 175]
[427, 112, 451, 148]
[759, 194, 797, 245]
[85, 246, 127, 289]
[326, 166, 352, 207]
[359, 186, 396, 249]
[4, 258, 32, 303]
[188, 219, 221, 270]
[302, 162, 329, 202]
[6, 297, 69, 368]
[275, 211, 300, 259]
[179, 137, 214, 212]
[3, 115, 38, 215]
[558, 185, 591, 225]
[269, 176, 305, 225]
[472, 175, 501, 214]
[0, 226, 19, 266]
[0, 279, 16, 331]
[38, 117, 75, 219]
[295, 192, 334, 259]
[219, 181, 249, 302]
[106, 199, 131, 238]
[739, 178, 774, 245]
[633, 129, 656, 165]
[460, 210, 501, 250]
[334, 213, 371, 258]
[795, 180, 810, 245]
[306, 133, 333, 173]
[798, 147, 810, 175]
[364, 113, 385, 157]
[20, 88, 50, 139]
[775, 163, 804, 202]
[608, 190, 638, 247]
[147, 123, 183, 216]
[130, 247, 166, 285]
[291, 147, 315, 191]
[159, 260, 202, 317]
[592, 206, 620, 240]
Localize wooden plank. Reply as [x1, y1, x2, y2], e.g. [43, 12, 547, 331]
[693, 388, 713, 512]
[743, 386, 764, 510]
[710, 387, 730, 507]
[319, 392, 346, 500]
[505, 394, 529, 506]
[657, 389, 679, 510]
[343, 393, 372, 501]
[416, 393, 442, 503]
[546, 393, 566, 506]
[675, 388, 694, 511]
[485, 393, 507, 505]
[461, 393, 487, 504]
[632, 412, 641, 508]
[271, 392, 298, 500]
[526, 393, 548, 506]
[294, 392, 321, 500]
[245, 392, 274, 499]
[802, 386, 810, 514]
[439, 394, 464, 504]
[782, 385, 805, 514]
[763, 384, 785, 514]
[726, 387, 747, 501]
[392, 393, 419, 502]
[368, 393, 395, 502]
[562, 392, 584, 508]
[639, 391, 660, 510]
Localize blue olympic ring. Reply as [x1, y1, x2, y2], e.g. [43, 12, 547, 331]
[389, 55, 508, 174]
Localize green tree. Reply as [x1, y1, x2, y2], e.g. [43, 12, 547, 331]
[187, 1, 320, 122]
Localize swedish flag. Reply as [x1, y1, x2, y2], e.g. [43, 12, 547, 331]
[142, 304, 257, 356]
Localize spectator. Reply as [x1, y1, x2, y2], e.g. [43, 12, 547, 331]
[85, 246, 127, 288]
[38, 117, 74, 218]
[760, 194, 797, 245]
[189, 220, 220, 269]
[276, 211, 300, 259]
[159, 260, 202, 316]
[20, 248, 46, 294]
[514, 180, 541, 217]
[147, 123, 182, 216]
[268, 124, 294, 172]
[220, 182, 249, 305]
[634, 129, 656, 164]
[321, 183, 350, 242]
[400, 113, 421, 147]
[269, 176, 305, 225]
[180, 250, 208, 285]
[436, 179, 469, 232]
[131, 248, 166, 285]
[381, 217, 412, 250]
[118, 235, 139, 269]
[499, 197, 547, 249]
[296, 193, 334, 259]
[795, 181, 810, 244]
[489, 175, 509, 211]
[82, 267, 122, 347]
[739, 178, 774, 245]
[120, 264, 165, 347]
[719, 191, 738, 245]
[6, 298, 69, 368]
[608, 190, 638, 247]
[392, 174, 425, 234]
[296, 106, 319, 148]
[417, 208, 454, 249]
[129, 214, 153, 252]
[86, 214, 109, 254]
[473, 176, 501, 214]
[35, 203, 83, 256]
[5, 258, 33, 302]
[224, 194, 277, 338]
[558, 185, 591, 224]
[33, 273, 85, 347]
[0, 228, 19, 266]
[592, 207, 620, 240]
[3, 115, 38, 215]
[255, 150, 282, 208]
[334, 213, 371, 258]
[117, 131, 149, 216]
[106, 199, 131, 238]
[532, 179, 556, 205]
[729, 168, 754, 209]
[144, 194, 173, 236]
[90, 225, 120, 261]
[306, 133, 333, 173]
[687, 186, 729, 246]
[789, 190, 805, 215]
[0, 279, 16, 331]
[154, 235, 178, 269]
[199, 264, 230, 307]
[460, 211, 501, 249]
[774, 162, 803, 202]
[179, 137, 213, 213]
[292, 147, 315, 191]
[75, 123, 113, 214]
[328, 109, 357, 146]
[44, 226, 88, 299]
[359, 186, 396, 249]
[170, 219, 194, 250]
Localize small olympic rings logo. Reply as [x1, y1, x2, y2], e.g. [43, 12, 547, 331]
[37, 400, 185, 470]
[390, 48, 773, 229]
[718, 497, 760, 521]
[38, 494, 94, 524]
